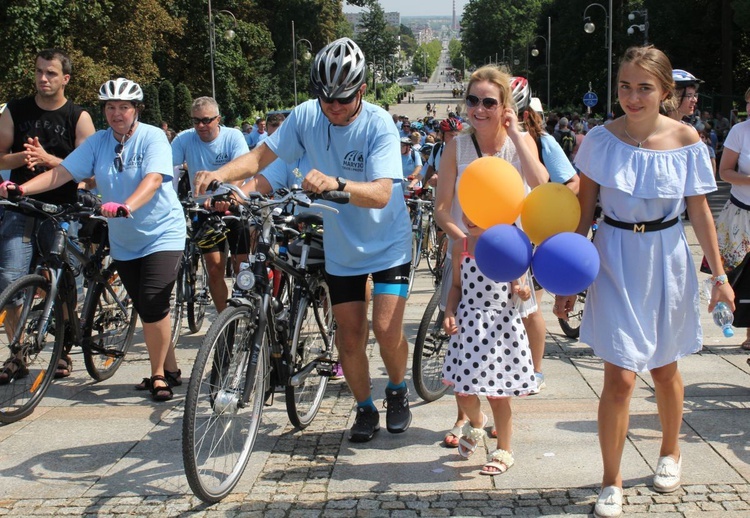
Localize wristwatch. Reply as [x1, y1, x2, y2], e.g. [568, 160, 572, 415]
[336, 176, 348, 191]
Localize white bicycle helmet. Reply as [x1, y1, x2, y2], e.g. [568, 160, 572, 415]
[98, 78, 144, 102]
[510, 76, 531, 111]
[672, 69, 703, 89]
[310, 38, 366, 100]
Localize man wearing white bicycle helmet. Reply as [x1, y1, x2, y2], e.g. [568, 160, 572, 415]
[12, 77, 186, 402]
[666, 69, 703, 123]
[194, 37, 413, 443]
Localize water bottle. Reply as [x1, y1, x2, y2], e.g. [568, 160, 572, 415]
[712, 302, 735, 338]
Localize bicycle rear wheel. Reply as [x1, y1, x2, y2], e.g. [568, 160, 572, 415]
[558, 291, 586, 339]
[82, 269, 138, 381]
[412, 286, 450, 402]
[0, 274, 63, 424]
[425, 218, 439, 275]
[182, 305, 267, 503]
[187, 252, 209, 333]
[408, 230, 422, 296]
[285, 277, 333, 429]
[169, 264, 186, 349]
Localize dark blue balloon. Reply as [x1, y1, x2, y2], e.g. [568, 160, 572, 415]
[475, 224, 532, 282]
[532, 232, 600, 296]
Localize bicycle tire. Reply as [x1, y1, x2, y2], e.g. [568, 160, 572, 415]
[0, 274, 63, 424]
[285, 277, 333, 429]
[187, 252, 209, 333]
[425, 218, 439, 275]
[408, 230, 422, 296]
[412, 286, 450, 402]
[182, 304, 267, 503]
[557, 291, 586, 339]
[169, 264, 186, 349]
[82, 270, 138, 381]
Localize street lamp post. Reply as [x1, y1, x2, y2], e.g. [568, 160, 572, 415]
[208, 0, 237, 100]
[583, 0, 613, 116]
[628, 9, 649, 45]
[530, 16, 552, 109]
[291, 20, 313, 106]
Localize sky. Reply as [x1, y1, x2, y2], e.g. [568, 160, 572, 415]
[343, 0, 470, 18]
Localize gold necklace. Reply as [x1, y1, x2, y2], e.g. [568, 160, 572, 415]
[623, 123, 660, 148]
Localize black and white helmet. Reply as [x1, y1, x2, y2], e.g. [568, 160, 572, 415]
[310, 38, 366, 100]
[98, 78, 143, 102]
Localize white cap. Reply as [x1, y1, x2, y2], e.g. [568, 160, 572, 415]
[530, 97, 544, 114]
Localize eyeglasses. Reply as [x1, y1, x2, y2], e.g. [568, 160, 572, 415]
[465, 95, 500, 110]
[192, 115, 219, 126]
[319, 90, 359, 105]
[684, 93, 699, 101]
[113, 143, 124, 172]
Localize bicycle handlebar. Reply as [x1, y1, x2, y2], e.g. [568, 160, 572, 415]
[206, 182, 349, 215]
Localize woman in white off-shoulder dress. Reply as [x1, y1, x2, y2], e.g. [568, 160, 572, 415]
[554, 47, 734, 518]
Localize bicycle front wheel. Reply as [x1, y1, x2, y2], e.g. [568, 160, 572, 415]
[425, 219, 439, 275]
[169, 264, 186, 349]
[82, 269, 138, 381]
[412, 287, 450, 402]
[187, 252, 209, 333]
[558, 291, 586, 339]
[285, 277, 333, 429]
[182, 305, 267, 503]
[0, 274, 63, 424]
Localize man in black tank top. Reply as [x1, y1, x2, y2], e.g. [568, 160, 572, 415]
[0, 48, 95, 382]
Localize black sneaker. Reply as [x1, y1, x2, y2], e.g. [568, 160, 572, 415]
[348, 406, 380, 443]
[384, 386, 412, 433]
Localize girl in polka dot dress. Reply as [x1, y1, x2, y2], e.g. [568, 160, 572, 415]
[442, 214, 536, 475]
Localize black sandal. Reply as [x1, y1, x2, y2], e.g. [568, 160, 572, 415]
[134, 377, 152, 391]
[149, 374, 173, 402]
[54, 355, 73, 379]
[0, 357, 29, 385]
[164, 369, 182, 387]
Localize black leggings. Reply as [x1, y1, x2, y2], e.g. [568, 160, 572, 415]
[114, 250, 181, 323]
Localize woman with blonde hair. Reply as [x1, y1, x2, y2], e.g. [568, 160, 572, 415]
[434, 65, 548, 454]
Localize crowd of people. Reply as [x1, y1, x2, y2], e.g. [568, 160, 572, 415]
[0, 41, 746, 518]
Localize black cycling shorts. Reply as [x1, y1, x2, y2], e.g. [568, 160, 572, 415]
[114, 250, 181, 324]
[325, 262, 411, 306]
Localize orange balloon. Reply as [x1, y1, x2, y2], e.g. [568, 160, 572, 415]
[521, 183, 581, 245]
[457, 157, 525, 229]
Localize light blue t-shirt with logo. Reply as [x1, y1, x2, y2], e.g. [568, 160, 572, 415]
[171, 126, 249, 186]
[259, 155, 309, 192]
[401, 147, 422, 179]
[62, 123, 185, 261]
[265, 100, 411, 276]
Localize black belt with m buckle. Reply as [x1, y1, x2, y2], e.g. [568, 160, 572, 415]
[603, 215, 679, 233]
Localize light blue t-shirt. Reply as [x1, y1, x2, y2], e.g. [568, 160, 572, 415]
[540, 133, 577, 184]
[245, 128, 266, 150]
[265, 100, 411, 276]
[62, 123, 185, 261]
[259, 156, 308, 192]
[401, 147, 422, 179]
[171, 126, 249, 186]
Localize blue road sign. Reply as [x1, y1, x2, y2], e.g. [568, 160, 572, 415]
[583, 91, 598, 107]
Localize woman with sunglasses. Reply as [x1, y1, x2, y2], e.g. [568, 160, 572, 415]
[8, 77, 185, 402]
[434, 65, 548, 453]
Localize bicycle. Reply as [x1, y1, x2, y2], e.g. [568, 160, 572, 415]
[412, 279, 450, 402]
[0, 195, 137, 423]
[169, 196, 212, 348]
[182, 184, 348, 503]
[404, 188, 433, 295]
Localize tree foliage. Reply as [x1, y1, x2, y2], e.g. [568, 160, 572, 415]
[159, 80, 176, 128]
[174, 82, 193, 132]
[356, 2, 399, 66]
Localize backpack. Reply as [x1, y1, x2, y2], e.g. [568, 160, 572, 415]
[560, 130, 575, 157]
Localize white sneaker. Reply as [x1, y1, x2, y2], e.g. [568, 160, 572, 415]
[653, 455, 682, 493]
[529, 371, 546, 395]
[594, 486, 623, 518]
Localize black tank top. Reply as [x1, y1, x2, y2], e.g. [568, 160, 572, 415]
[7, 96, 85, 204]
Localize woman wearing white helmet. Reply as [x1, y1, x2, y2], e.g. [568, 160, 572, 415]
[9, 77, 186, 401]
[665, 69, 702, 123]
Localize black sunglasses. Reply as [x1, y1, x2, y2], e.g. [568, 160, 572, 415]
[319, 90, 359, 105]
[465, 95, 500, 110]
[113, 143, 124, 172]
[192, 115, 219, 126]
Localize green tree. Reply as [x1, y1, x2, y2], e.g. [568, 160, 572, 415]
[173, 82, 193, 132]
[141, 84, 162, 126]
[159, 80, 176, 129]
[356, 2, 399, 66]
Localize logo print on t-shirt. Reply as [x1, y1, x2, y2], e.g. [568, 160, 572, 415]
[342, 150, 364, 173]
[216, 152, 230, 165]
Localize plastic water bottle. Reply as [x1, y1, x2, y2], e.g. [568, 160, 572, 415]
[712, 302, 735, 338]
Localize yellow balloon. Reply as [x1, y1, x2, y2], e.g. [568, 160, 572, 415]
[457, 157, 525, 229]
[521, 183, 581, 245]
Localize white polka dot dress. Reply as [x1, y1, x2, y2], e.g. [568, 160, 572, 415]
[442, 251, 536, 397]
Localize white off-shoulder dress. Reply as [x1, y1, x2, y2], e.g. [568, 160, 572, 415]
[574, 126, 716, 372]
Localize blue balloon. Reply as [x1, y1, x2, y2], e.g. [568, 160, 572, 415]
[532, 232, 600, 295]
[475, 225, 532, 282]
